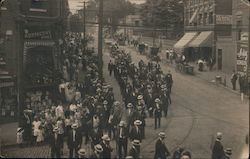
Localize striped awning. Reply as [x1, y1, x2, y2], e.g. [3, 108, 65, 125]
[174, 32, 198, 49]
[188, 31, 213, 47]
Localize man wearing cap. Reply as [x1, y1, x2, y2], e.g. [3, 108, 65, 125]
[153, 98, 162, 129]
[212, 132, 225, 159]
[130, 120, 142, 142]
[67, 123, 83, 158]
[154, 132, 170, 159]
[100, 134, 113, 159]
[116, 121, 129, 159]
[128, 140, 141, 159]
[49, 127, 63, 158]
[90, 144, 103, 159]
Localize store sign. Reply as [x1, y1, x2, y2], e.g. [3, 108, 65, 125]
[241, 32, 249, 41]
[0, 81, 14, 88]
[236, 42, 248, 75]
[24, 41, 55, 46]
[24, 30, 52, 40]
[216, 15, 232, 24]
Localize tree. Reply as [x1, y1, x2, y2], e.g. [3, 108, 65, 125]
[140, 0, 184, 38]
[85, 0, 135, 33]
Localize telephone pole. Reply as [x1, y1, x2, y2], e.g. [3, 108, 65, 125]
[98, 0, 103, 77]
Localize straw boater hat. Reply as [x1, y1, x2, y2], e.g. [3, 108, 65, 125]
[78, 148, 86, 156]
[159, 132, 166, 138]
[125, 156, 133, 159]
[71, 123, 78, 129]
[103, 100, 108, 105]
[53, 127, 59, 132]
[94, 144, 103, 153]
[101, 134, 110, 141]
[119, 121, 126, 127]
[137, 95, 143, 100]
[132, 140, 141, 146]
[134, 120, 142, 126]
[23, 109, 32, 113]
[114, 101, 120, 106]
[127, 103, 133, 108]
[155, 98, 160, 103]
[225, 148, 232, 155]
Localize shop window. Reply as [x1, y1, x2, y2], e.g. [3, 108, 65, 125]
[209, 12, 213, 24]
[30, 0, 48, 12]
[203, 13, 207, 25]
[236, 20, 242, 41]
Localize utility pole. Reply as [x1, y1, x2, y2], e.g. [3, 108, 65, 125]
[78, 1, 87, 54]
[98, 0, 103, 77]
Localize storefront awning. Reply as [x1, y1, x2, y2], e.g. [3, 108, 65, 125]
[188, 31, 213, 47]
[174, 32, 198, 49]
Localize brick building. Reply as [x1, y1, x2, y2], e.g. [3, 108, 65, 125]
[174, 0, 234, 72]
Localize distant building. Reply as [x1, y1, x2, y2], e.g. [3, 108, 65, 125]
[174, 0, 235, 73]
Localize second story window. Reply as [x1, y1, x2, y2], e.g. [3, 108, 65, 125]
[30, 0, 47, 12]
[209, 12, 213, 24]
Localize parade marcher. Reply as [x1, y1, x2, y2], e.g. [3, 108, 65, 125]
[108, 60, 114, 76]
[165, 70, 173, 93]
[154, 132, 170, 159]
[128, 140, 141, 159]
[117, 121, 129, 159]
[124, 103, 135, 130]
[130, 120, 142, 142]
[90, 144, 103, 159]
[21, 109, 33, 146]
[172, 147, 185, 159]
[153, 98, 162, 129]
[100, 134, 113, 159]
[78, 148, 87, 159]
[67, 123, 83, 158]
[212, 132, 225, 159]
[160, 85, 170, 117]
[230, 70, 238, 90]
[49, 127, 63, 158]
[89, 123, 103, 150]
[133, 105, 146, 139]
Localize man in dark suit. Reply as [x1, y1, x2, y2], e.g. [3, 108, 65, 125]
[100, 134, 113, 159]
[154, 132, 170, 159]
[67, 123, 82, 158]
[90, 144, 103, 159]
[49, 127, 63, 158]
[116, 121, 129, 159]
[165, 70, 173, 93]
[160, 86, 170, 118]
[212, 132, 225, 159]
[153, 98, 162, 129]
[129, 120, 142, 142]
[128, 140, 141, 159]
[89, 126, 103, 150]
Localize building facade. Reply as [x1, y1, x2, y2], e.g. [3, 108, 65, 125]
[174, 0, 234, 73]
[0, 0, 69, 122]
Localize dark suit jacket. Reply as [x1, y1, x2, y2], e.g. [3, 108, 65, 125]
[89, 128, 103, 145]
[67, 128, 82, 149]
[49, 133, 63, 149]
[212, 140, 225, 159]
[100, 141, 113, 159]
[128, 146, 140, 159]
[154, 139, 170, 159]
[129, 126, 142, 142]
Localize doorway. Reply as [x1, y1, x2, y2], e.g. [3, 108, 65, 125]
[217, 49, 222, 70]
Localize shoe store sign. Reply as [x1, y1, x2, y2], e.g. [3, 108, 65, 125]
[24, 29, 52, 40]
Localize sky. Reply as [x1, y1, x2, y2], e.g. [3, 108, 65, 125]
[68, 0, 146, 14]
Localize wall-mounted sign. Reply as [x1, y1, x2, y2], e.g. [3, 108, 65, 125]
[236, 42, 248, 75]
[241, 32, 248, 41]
[216, 15, 232, 24]
[24, 41, 55, 46]
[25, 31, 52, 40]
